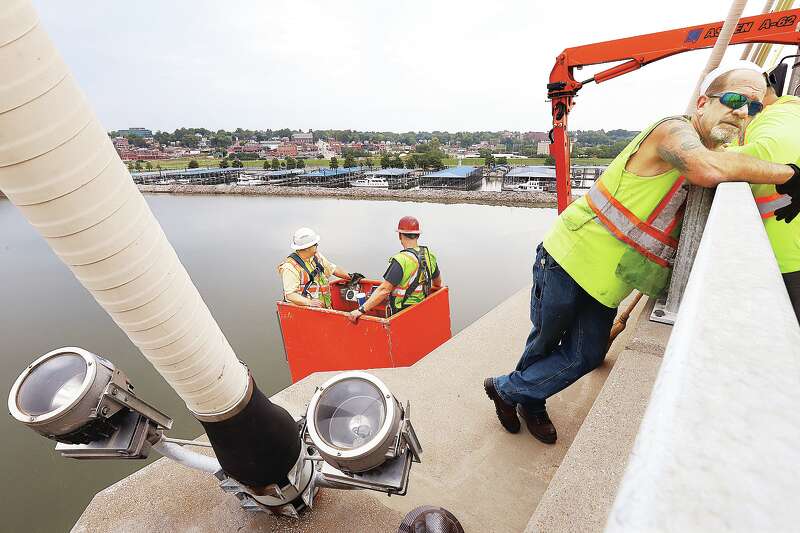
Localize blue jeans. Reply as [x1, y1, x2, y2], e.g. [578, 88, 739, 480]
[494, 243, 617, 414]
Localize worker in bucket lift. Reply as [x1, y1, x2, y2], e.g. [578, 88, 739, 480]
[278, 227, 352, 309]
[348, 216, 441, 323]
[484, 60, 800, 445]
[726, 62, 800, 321]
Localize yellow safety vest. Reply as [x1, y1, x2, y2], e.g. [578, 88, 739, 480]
[543, 116, 689, 307]
[390, 246, 437, 312]
[280, 253, 331, 308]
[728, 95, 800, 274]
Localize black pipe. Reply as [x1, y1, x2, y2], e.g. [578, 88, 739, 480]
[199, 382, 301, 488]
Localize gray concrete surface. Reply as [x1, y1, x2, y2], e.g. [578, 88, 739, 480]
[607, 183, 800, 532]
[73, 285, 638, 533]
[526, 299, 668, 533]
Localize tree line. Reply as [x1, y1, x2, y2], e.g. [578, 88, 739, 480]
[112, 127, 637, 152]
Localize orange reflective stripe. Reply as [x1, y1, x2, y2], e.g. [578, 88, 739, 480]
[287, 257, 310, 285]
[392, 286, 424, 297]
[308, 285, 327, 294]
[663, 204, 685, 235]
[647, 176, 686, 225]
[755, 193, 791, 219]
[597, 182, 678, 248]
[398, 251, 420, 290]
[587, 192, 671, 268]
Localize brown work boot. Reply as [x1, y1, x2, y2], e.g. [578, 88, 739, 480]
[483, 378, 520, 433]
[517, 405, 557, 444]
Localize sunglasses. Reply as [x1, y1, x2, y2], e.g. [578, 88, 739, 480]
[708, 92, 764, 116]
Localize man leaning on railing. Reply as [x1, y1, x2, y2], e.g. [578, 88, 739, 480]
[483, 61, 800, 446]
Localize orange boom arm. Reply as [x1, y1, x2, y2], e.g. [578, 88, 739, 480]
[548, 8, 800, 212]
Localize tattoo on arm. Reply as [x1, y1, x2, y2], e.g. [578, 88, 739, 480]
[657, 146, 689, 172]
[657, 120, 705, 173]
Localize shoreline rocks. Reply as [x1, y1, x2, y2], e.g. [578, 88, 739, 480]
[136, 183, 557, 208]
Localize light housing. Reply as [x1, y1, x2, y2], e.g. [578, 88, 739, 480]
[8, 347, 172, 458]
[305, 371, 401, 473]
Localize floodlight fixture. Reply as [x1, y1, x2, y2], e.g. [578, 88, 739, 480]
[303, 371, 421, 495]
[8, 347, 172, 459]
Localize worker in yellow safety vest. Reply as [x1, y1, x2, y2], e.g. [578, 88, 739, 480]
[726, 62, 800, 321]
[278, 227, 351, 308]
[347, 216, 442, 323]
[484, 61, 800, 445]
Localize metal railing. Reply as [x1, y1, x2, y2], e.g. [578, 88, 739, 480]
[606, 183, 800, 532]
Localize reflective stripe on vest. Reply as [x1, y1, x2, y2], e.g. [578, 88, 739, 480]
[393, 286, 424, 297]
[286, 256, 329, 297]
[586, 177, 688, 268]
[392, 250, 421, 297]
[755, 193, 791, 219]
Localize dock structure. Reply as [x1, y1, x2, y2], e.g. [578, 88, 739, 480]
[420, 165, 482, 191]
[131, 167, 241, 185]
[501, 165, 607, 192]
[502, 165, 556, 192]
[571, 164, 606, 189]
[375, 168, 419, 189]
[238, 169, 304, 186]
[296, 167, 363, 188]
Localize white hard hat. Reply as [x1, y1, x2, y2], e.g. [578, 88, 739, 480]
[699, 60, 765, 95]
[291, 227, 320, 250]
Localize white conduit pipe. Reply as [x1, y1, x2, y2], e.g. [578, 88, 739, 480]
[685, 0, 750, 114]
[152, 436, 222, 475]
[0, 0, 248, 417]
[739, 0, 776, 60]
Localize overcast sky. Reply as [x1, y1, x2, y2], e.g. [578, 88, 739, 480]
[31, 1, 784, 133]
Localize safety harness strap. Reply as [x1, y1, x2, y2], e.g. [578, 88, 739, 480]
[288, 253, 324, 298]
[391, 247, 432, 313]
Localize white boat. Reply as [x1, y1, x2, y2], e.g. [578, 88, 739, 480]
[513, 180, 545, 192]
[350, 176, 389, 188]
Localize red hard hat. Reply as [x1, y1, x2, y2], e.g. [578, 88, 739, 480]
[397, 216, 421, 234]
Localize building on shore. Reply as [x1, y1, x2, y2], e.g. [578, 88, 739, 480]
[291, 132, 314, 143]
[117, 127, 153, 137]
[420, 166, 482, 191]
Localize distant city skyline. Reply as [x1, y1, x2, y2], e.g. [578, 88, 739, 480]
[33, 1, 779, 133]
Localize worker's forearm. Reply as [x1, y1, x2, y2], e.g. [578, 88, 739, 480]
[656, 120, 793, 187]
[286, 292, 312, 306]
[708, 151, 794, 185]
[363, 286, 391, 312]
[333, 266, 350, 279]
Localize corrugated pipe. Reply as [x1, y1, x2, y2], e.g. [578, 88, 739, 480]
[0, 0, 300, 487]
[686, 0, 750, 114]
[739, 0, 776, 60]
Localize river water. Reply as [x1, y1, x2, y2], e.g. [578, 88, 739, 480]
[0, 193, 555, 532]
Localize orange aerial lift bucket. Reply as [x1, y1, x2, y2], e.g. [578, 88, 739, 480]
[277, 279, 452, 382]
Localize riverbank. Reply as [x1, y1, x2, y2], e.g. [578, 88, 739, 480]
[137, 183, 557, 208]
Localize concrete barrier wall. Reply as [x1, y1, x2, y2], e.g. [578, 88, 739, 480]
[606, 182, 800, 532]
